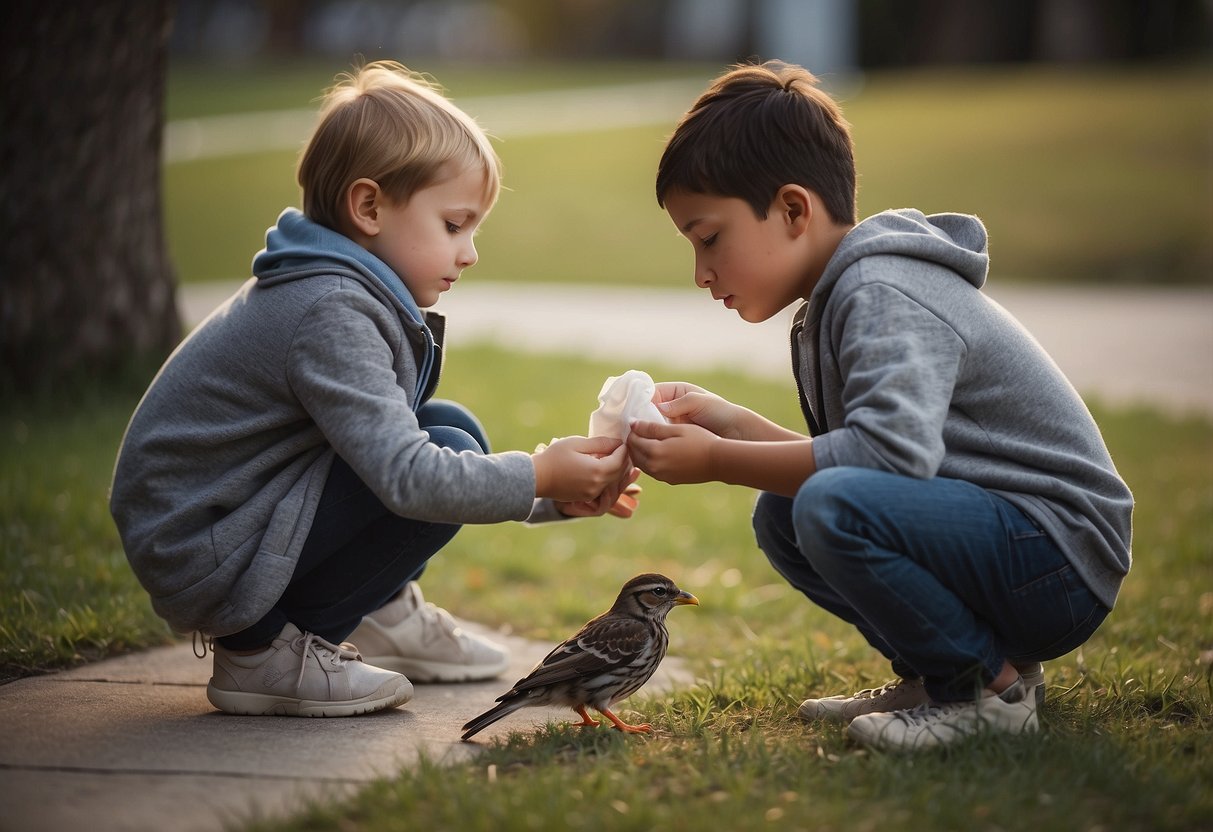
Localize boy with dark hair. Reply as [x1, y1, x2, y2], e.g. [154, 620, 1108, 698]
[627, 61, 1133, 750]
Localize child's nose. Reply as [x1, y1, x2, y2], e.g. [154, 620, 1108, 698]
[694, 260, 713, 288]
[459, 241, 478, 268]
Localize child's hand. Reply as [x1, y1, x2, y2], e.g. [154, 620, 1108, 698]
[652, 382, 748, 439]
[556, 467, 642, 519]
[532, 436, 629, 503]
[651, 381, 708, 406]
[625, 420, 718, 485]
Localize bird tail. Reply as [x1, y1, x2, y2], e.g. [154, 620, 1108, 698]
[461, 697, 525, 741]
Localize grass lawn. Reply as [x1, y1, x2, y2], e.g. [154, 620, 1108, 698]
[2, 344, 1210, 829]
[4, 57, 1209, 831]
[163, 61, 1212, 287]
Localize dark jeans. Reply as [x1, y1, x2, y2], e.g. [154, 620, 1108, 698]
[752, 467, 1109, 702]
[217, 400, 490, 651]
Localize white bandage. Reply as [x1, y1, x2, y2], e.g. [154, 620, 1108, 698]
[588, 370, 667, 441]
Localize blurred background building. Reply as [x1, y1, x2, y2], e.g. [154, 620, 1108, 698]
[171, 0, 1211, 78]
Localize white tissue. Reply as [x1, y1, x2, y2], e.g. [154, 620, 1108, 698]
[588, 370, 667, 441]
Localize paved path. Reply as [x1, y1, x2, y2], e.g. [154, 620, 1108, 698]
[3, 278, 1207, 832]
[1, 623, 691, 832]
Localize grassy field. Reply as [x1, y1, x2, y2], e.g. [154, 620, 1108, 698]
[2, 343, 1210, 828]
[3, 59, 1209, 830]
[163, 61, 1212, 287]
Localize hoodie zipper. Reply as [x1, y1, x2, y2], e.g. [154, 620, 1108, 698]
[789, 302, 822, 437]
[419, 311, 445, 405]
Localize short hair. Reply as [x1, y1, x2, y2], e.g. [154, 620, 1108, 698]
[298, 61, 501, 230]
[656, 61, 857, 225]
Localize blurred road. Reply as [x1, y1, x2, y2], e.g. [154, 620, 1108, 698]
[183, 279, 1213, 417]
[169, 83, 1212, 419]
[164, 78, 708, 162]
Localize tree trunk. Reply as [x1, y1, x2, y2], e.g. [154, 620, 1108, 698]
[0, 0, 179, 393]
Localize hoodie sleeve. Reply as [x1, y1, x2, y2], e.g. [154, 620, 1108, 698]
[285, 286, 536, 523]
[810, 278, 967, 478]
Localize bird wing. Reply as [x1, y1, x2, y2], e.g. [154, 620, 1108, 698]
[502, 614, 650, 696]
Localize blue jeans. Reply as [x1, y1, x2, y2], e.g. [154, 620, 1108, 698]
[217, 399, 489, 651]
[753, 467, 1109, 702]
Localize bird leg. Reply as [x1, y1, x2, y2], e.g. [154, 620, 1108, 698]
[599, 708, 652, 734]
[571, 705, 601, 728]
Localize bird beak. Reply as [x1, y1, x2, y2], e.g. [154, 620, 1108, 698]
[674, 591, 699, 606]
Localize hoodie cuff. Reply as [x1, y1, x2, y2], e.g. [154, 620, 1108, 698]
[523, 498, 574, 525]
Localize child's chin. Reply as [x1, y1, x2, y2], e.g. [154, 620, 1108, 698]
[737, 302, 786, 324]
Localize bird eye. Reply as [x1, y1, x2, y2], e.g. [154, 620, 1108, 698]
[652, 587, 667, 596]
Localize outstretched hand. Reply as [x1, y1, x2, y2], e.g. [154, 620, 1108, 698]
[626, 419, 718, 485]
[555, 466, 643, 518]
[652, 382, 750, 440]
[532, 436, 629, 503]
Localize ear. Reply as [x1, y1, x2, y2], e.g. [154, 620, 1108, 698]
[344, 178, 383, 238]
[774, 184, 813, 239]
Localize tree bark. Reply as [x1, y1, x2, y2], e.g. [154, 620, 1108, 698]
[1, 0, 179, 393]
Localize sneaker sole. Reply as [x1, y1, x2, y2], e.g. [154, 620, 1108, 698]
[362, 655, 509, 683]
[206, 677, 413, 717]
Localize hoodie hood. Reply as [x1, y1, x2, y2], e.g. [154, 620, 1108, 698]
[813, 210, 989, 307]
[251, 207, 435, 399]
[252, 208, 427, 327]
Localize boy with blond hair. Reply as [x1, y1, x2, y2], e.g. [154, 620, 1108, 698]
[111, 62, 636, 717]
[627, 61, 1133, 750]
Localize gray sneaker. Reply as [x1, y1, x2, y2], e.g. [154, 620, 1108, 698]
[798, 677, 930, 723]
[846, 676, 1039, 751]
[206, 622, 413, 717]
[347, 582, 510, 682]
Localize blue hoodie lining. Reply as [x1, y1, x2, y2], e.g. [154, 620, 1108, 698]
[251, 208, 434, 401]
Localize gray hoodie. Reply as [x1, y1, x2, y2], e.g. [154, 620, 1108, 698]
[794, 209, 1132, 607]
[110, 209, 536, 637]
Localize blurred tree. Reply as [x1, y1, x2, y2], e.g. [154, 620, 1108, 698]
[499, 0, 668, 58]
[1, 0, 179, 394]
[263, 0, 313, 55]
[858, 0, 1210, 66]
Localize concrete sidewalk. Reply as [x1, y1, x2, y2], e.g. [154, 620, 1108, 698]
[2, 278, 1208, 832]
[1, 622, 692, 832]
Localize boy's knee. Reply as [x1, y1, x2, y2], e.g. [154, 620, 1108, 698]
[752, 491, 792, 553]
[792, 467, 874, 557]
[425, 425, 483, 455]
[417, 399, 490, 453]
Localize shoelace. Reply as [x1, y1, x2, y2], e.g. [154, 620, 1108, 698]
[892, 701, 968, 726]
[855, 680, 904, 700]
[192, 630, 213, 659]
[290, 631, 363, 693]
[414, 602, 464, 648]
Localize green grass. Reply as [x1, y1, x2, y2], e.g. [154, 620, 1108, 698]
[2, 345, 1210, 828]
[0, 373, 177, 678]
[12, 57, 1213, 819]
[163, 61, 1212, 286]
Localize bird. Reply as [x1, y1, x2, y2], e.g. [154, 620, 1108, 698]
[461, 573, 698, 741]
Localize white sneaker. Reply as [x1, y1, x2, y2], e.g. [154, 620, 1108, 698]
[206, 622, 413, 717]
[798, 677, 930, 723]
[347, 582, 510, 682]
[847, 676, 1039, 751]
